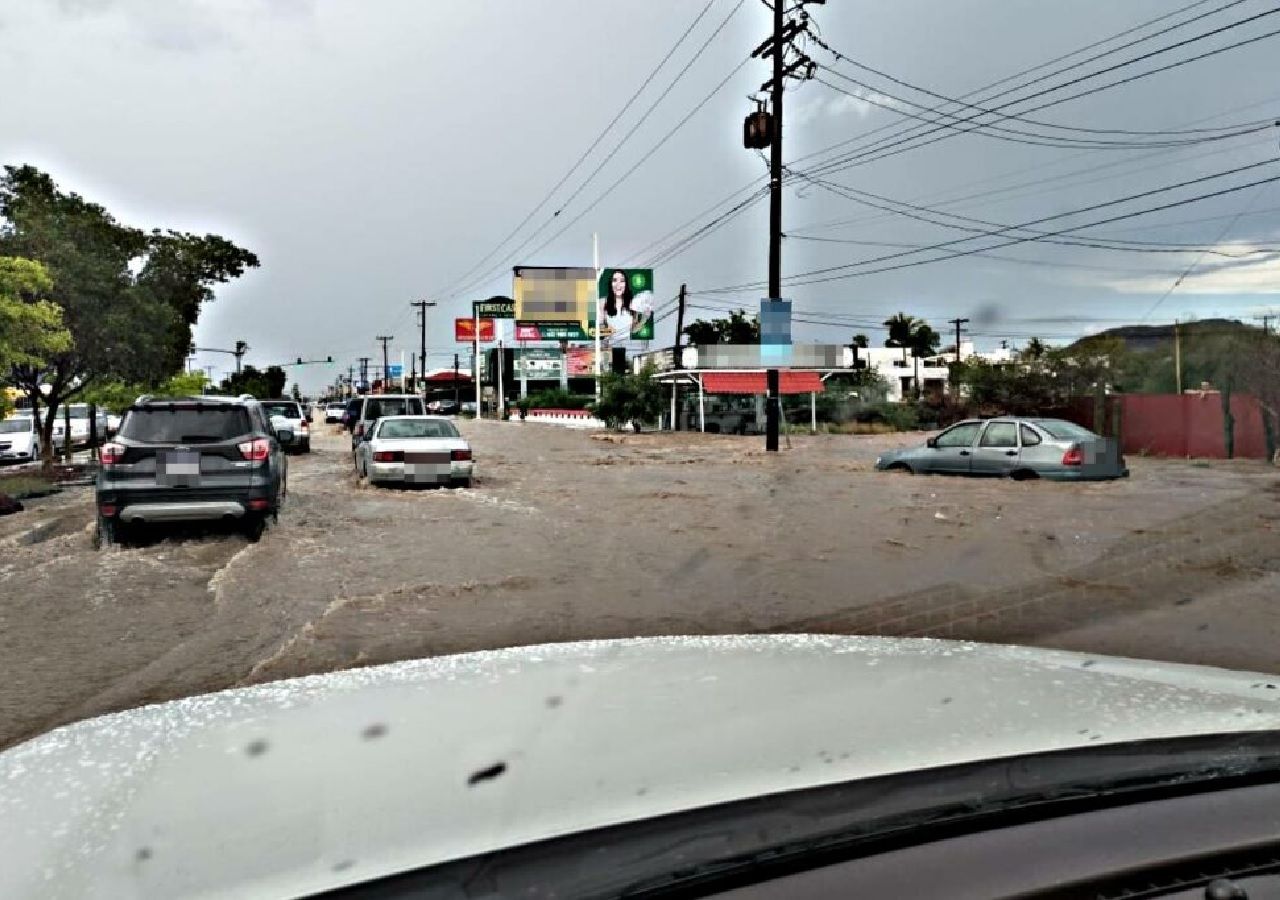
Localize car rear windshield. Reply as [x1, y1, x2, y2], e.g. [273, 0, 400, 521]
[0, 419, 32, 434]
[120, 406, 253, 443]
[378, 419, 460, 439]
[1035, 419, 1097, 441]
[365, 398, 423, 419]
[261, 402, 301, 418]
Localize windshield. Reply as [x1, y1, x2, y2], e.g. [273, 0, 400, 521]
[0, 419, 32, 434]
[1035, 419, 1099, 441]
[6, 4, 1280, 896]
[261, 402, 301, 419]
[377, 419, 460, 439]
[119, 407, 252, 443]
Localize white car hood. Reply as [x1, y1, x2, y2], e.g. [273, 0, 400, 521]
[3, 636, 1279, 899]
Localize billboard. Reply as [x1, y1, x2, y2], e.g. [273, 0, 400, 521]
[473, 297, 515, 319]
[513, 267, 595, 325]
[514, 348, 563, 381]
[456, 318, 496, 342]
[514, 322, 589, 341]
[565, 347, 605, 376]
[591, 268, 655, 342]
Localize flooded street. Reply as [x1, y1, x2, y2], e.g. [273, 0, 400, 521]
[3, 421, 1279, 749]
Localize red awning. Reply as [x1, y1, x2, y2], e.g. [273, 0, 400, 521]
[422, 371, 472, 384]
[701, 371, 824, 395]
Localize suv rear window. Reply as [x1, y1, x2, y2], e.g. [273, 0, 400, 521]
[120, 406, 253, 443]
[364, 397, 423, 419]
[261, 402, 301, 419]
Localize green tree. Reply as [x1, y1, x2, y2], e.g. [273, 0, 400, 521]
[0, 257, 71, 416]
[850, 333, 869, 348]
[82, 371, 210, 415]
[682, 309, 760, 344]
[217, 365, 286, 399]
[1020, 337, 1049, 361]
[592, 363, 663, 430]
[0, 165, 259, 470]
[883, 312, 918, 364]
[906, 320, 940, 400]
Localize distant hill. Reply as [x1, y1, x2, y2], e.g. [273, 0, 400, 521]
[1070, 318, 1255, 353]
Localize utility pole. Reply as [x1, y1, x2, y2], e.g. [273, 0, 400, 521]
[948, 318, 970, 364]
[358, 357, 370, 390]
[1174, 320, 1183, 394]
[347, 365, 355, 397]
[747, 0, 817, 452]
[376, 335, 394, 388]
[453, 353, 460, 406]
[673, 282, 687, 430]
[1254, 313, 1274, 334]
[234, 340, 248, 374]
[411, 300, 436, 398]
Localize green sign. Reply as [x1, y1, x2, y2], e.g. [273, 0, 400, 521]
[594, 268, 655, 341]
[515, 321, 590, 341]
[473, 297, 515, 318]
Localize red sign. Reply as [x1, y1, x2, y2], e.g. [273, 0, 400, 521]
[455, 318, 495, 342]
[515, 323, 541, 341]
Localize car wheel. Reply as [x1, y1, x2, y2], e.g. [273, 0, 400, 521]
[1010, 468, 1039, 481]
[451, 476, 473, 489]
[93, 514, 124, 549]
[885, 462, 914, 475]
[705, 423, 721, 434]
[241, 513, 267, 542]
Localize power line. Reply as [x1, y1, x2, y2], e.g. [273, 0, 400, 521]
[430, 0, 720, 302]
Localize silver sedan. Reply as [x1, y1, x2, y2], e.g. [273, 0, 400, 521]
[875, 417, 1128, 481]
[354, 415, 474, 487]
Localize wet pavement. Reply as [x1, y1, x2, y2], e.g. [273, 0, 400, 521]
[2, 420, 1279, 749]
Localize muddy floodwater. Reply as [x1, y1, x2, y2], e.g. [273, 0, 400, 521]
[3, 420, 1279, 749]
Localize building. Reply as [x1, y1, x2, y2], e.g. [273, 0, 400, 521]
[862, 340, 1018, 403]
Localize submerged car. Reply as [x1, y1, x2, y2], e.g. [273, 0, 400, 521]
[875, 417, 1128, 480]
[354, 414, 473, 487]
[4, 636, 1280, 899]
[0, 415, 42, 464]
[259, 399, 310, 453]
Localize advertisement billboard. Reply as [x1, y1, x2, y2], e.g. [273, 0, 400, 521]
[472, 297, 515, 319]
[513, 348, 563, 381]
[456, 318, 496, 342]
[514, 322, 590, 341]
[591, 268, 655, 342]
[565, 347, 605, 376]
[512, 266, 595, 325]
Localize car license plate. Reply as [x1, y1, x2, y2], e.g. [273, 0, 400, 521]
[159, 450, 201, 486]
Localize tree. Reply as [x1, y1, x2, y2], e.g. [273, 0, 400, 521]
[850, 333, 869, 348]
[0, 257, 71, 416]
[82, 371, 210, 415]
[217, 365, 286, 399]
[907, 320, 940, 399]
[883, 312, 918, 364]
[682, 309, 760, 344]
[1020, 337, 1049, 361]
[0, 165, 259, 470]
[592, 363, 664, 430]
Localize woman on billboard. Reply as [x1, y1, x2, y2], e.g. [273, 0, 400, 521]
[598, 269, 654, 345]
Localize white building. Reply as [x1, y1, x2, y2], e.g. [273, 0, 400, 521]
[863, 340, 1017, 402]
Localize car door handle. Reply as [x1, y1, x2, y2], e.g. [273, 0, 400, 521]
[1005, 450, 1017, 456]
[959, 450, 970, 456]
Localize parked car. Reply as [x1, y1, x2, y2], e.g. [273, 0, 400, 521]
[0, 415, 42, 465]
[50, 403, 111, 448]
[875, 417, 1128, 480]
[426, 398, 461, 415]
[354, 415, 473, 487]
[259, 399, 310, 453]
[324, 402, 347, 424]
[94, 394, 289, 547]
[349, 394, 426, 450]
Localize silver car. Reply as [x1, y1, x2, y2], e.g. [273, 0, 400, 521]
[354, 415, 474, 487]
[875, 417, 1128, 481]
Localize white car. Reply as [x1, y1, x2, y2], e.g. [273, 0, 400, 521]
[260, 399, 310, 453]
[50, 404, 110, 448]
[323, 402, 346, 424]
[0, 415, 42, 464]
[354, 414, 473, 487]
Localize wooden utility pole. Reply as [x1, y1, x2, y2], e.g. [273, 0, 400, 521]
[375, 336, 394, 387]
[673, 283, 687, 430]
[410, 300, 436, 398]
[1174, 320, 1183, 394]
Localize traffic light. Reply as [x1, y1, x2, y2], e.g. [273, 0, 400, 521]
[296, 357, 303, 365]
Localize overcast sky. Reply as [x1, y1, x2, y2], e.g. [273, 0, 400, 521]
[4, 0, 1279, 392]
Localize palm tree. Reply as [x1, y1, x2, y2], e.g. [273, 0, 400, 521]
[883, 312, 917, 364]
[851, 333, 869, 348]
[1021, 337, 1048, 361]
[908, 322, 941, 399]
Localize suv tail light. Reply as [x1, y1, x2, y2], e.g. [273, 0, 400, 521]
[451, 449, 472, 461]
[373, 450, 403, 462]
[238, 437, 271, 462]
[1062, 445, 1083, 466]
[299, 418, 308, 430]
[101, 442, 126, 467]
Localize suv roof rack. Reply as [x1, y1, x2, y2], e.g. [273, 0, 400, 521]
[238, 394, 257, 402]
[134, 394, 153, 405]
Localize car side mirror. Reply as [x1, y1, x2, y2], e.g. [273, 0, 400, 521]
[926, 436, 938, 448]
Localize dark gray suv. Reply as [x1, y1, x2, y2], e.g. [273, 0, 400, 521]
[94, 395, 289, 547]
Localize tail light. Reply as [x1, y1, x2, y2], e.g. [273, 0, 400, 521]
[451, 449, 472, 461]
[238, 437, 271, 462]
[101, 442, 126, 466]
[98, 503, 118, 517]
[299, 418, 308, 430]
[1062, 446, 1083, 466]
[373, 450, 403, 462]
[246, 498, 271, 511]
